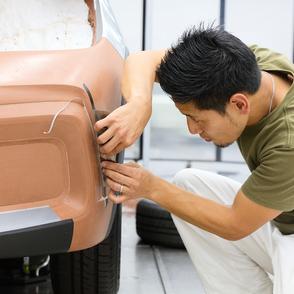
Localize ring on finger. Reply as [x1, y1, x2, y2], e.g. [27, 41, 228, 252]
[115, 184, 124, 197]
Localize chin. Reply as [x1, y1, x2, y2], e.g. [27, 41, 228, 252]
[214, 141, 234, 148]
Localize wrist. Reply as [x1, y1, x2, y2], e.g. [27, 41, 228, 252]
[128, 95, 151, 106]
[128, 98, 152, 119]
[147, 175, 165, 202]
[125, 92, 152, 108]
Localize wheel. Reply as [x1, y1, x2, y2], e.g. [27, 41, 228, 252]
[50, 204, 122, 294]
[136, 200, 185, 249]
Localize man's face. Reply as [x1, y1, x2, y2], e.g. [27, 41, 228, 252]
[175, 101, 247, 148]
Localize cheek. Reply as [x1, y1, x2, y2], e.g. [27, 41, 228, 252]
[204, 121, 221, 132]
[206, 120, 231, 136]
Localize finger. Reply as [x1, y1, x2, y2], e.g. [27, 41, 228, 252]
[108, 190, 130, 204]
[96, 126, 114, 145]
[105, 177, 121, 192]
[103, 168, 133, 188]
[99, 135, 121, 154]
[125, 161, 140, 168]
[102, 161, 135, 177]
[105, 143, 125, 157]
[94, 116, 110, 132]
[105, 177, 131, 196]
[102, 141, 130, 157]
[100, 152, 116, 160]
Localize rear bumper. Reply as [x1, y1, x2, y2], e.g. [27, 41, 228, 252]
[0, 206, 73, 258]
[0, 147, 124, 258]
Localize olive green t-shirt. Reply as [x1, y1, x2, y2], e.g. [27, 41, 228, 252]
[237, 45, 294, 235]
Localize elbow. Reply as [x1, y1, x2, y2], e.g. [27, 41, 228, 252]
[218, 210, 255, 241]
[220, 224, 252, 241]
[224, 232, 248, 241]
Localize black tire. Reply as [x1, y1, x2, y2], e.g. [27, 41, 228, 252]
[50, 204, 122, 294]
[136, 200, 185, 249]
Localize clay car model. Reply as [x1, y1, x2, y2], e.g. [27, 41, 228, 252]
[0, 0, 126, 293]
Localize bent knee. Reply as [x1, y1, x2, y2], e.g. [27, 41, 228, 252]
[173, 168, 195, 185]
[173, 168, 240, 204]
[172, 168, 209, 191]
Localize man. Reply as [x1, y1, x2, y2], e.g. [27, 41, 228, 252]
[96, 25, 294, 293]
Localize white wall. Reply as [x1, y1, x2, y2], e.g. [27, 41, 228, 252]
[109, 0, 294, 122]
[147, 0, 220, 50]
[109, 0, 143, 52]
[225, 0, 294, 60]
[109, 0, 221, 52]
[108, 0, 294, 161]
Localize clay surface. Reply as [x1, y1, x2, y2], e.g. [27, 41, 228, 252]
[0, 0, 93, 50]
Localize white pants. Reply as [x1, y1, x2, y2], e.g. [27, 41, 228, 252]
[171, 168, 294, 294]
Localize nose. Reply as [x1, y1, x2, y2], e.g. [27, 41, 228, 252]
[186, 117, 202, 135]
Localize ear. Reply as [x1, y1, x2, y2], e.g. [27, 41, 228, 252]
[229, 93, 250, 114]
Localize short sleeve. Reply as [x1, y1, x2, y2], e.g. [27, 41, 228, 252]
[241, 147, 294, 211]
[249, 44, 294, 73]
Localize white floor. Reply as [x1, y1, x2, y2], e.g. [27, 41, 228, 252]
[119, 210, 205, 294]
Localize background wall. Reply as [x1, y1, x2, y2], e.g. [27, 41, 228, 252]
[109, 0, 294, 162]
[110, 0, 294, 58]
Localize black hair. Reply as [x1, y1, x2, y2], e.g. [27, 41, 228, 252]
[156, 24, 261, 114]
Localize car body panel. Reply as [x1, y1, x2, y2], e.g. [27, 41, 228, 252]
[0, 0, 126, 256]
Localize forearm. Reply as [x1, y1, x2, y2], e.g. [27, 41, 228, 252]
[148, 177, 237, 240]
[122, 49, 166, 106]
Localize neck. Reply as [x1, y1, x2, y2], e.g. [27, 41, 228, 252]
[247, 71, 275, 126]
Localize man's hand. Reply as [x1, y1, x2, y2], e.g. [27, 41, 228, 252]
[95, 101, 151, 156]
[95, 50, 166, 156]
[101, 160, 157, 204]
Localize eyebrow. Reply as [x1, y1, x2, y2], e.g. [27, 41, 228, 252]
[179, 110, 190, 116]
[183, 113, 195, 118]
[178, 109, 199, 119]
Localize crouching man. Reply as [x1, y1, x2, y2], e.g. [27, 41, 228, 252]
[96, 25, 294, 294]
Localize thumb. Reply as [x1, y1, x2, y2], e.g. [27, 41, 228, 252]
[125, 161, 140, 168]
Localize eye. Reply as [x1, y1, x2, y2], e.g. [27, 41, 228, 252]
[185, 114, 201, 123]
[191, 117, 200, 123]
